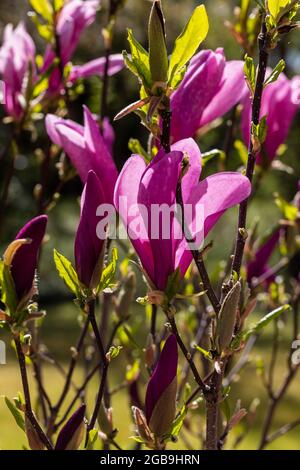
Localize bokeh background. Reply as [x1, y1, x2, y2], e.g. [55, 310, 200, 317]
[0, 0, 299, 450]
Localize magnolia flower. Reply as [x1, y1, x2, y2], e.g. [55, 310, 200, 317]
[145, 334, 178, 437]
[55, 404, 86, 450]
[0, 22, 36, 119]
[114, 138, 251, 291]
[41, 0, 99, 94]
[170, 48, 246, 142]
[74, 170, 107, 288]
[46, 105, 118, 204]
[10, 215, 48, 302]
[68, 54, 124, 83]
[246, 229, 280, 287]
[241, 73, 300, 165]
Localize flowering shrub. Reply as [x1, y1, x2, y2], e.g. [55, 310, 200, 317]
[0, 0, 300, 452]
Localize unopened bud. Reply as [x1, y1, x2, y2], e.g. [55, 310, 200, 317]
[132, 406, 152, 443]
[145, 334, 156, 369]
[216, 281, 241, 354]
[116, 271, 136, 319]
[55, 404, 86, 450]
[25, 416, 45, 450]
[97, 404, 114, 437]
[148, 0, 168, 84]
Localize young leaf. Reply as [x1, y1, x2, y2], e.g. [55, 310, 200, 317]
[53, 249, 80, 297]
[4, 397, 25, 432]
[267, 0, 292, 19]
[125, 29, 152, 89]
[243, 304, 290, 340]
[29, 0, 53, 22]
[264, 59, 285, 87]
[168, 5, 209, 85]
[96, 247, 118, 293]
[148, 0, 168, 83]
[244, 55, 255, 95]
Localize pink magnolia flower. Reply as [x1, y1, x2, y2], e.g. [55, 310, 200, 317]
[241, 73, 300, 165]
[170, 48, 246, 142]
[0, 22, 36, 119]
[41, 0, 99, 94]
[114, 138, 251, 291]
[145, 334, 178, 437]
[45, 105, 118, 204]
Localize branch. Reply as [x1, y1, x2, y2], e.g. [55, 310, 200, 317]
[14, 336, 53, 450]
[230, 20, 269, 278]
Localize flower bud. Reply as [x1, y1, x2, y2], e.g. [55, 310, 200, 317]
[97, 404, 114, 437]
[55, 404, 86, 450]
[216, 281, 241, 354]
[132, 406, 152, 443]
[115, 271, 136, 319]
[145, 334, 178, 437]
[148, 0, 168, 84]
[25, 416, 45, 450]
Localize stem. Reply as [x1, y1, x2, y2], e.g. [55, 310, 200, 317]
[160, 101, 172, 153]
[85, 299, 109, 442]
[14, 336, 53, 450]
[150, 304, 157, 342]
[205, 367, 223, 450]
[230, 20, 269, 278]
[167, 314, 207, 395]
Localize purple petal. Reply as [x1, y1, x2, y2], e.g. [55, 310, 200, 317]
[145, 334, 178, 424]
[114, 155, 154, 283]
[138, 151, 184, 290]
[247, 228, 280, 283]
[75, 171, 106, 287]
[11, 215, 48, 301]
[69, 54, 124, 82]
[199, 60, 247, 128]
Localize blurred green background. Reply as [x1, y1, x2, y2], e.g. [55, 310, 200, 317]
[0, 0, 300, 450]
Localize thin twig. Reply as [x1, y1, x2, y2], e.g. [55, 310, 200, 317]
[14, 336, 53, 450]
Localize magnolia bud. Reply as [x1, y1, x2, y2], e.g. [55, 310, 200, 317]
[148, 0, 168, 83]
[55, 404, 86, 450]
[25, 416, 45, 450]
[216, 281, 241, 354]
[132, 406, 152, 443]
[148, 377, 177, 437]
[116, 271, 136, 319]
[97, 404, 114, 437]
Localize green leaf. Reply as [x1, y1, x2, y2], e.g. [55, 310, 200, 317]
[244, 54, 255, 95]
[86, 428, 98, 450]
[4, 397, 25, 432]
[53, 249, 80, 297]
[29, 0, 53, 22]
[128, 138, 150, 162]
[106, 345, 123, 361]
[234, 140, 249, 165]
[125, 29, 152, 89]
[148, 0, 168, 83]
[275, 195, 299, 221]
[194, 345, 212, 361]
[267, 0, 292, 19]
[169, 405, 187, 438]
[264, 59, 285, 87]
[244, 304, 290, 340]
[30, 12, 53, 41]
[0, 262, 18, 315]
[96, 247, 118, 293]
[168, 5, 209, 85]
[202, 149, 225, 165]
